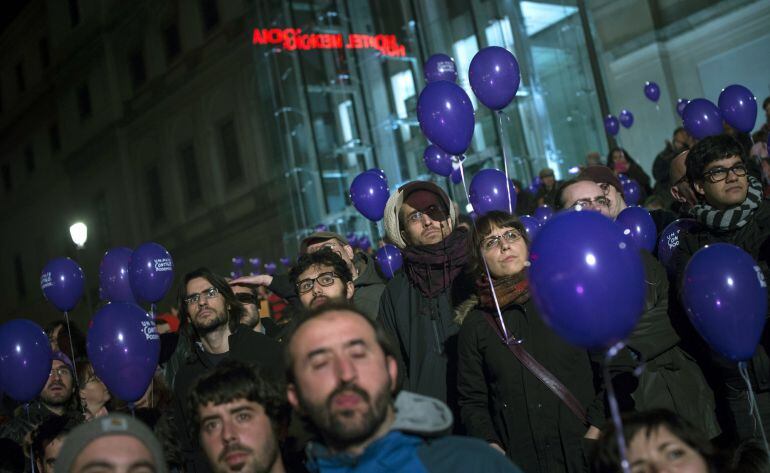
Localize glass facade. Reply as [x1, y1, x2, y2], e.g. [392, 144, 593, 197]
[249, 0, 607, 252]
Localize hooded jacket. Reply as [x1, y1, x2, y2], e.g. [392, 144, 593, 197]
[305, 391, 522, 473]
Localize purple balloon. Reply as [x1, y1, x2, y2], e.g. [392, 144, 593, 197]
[423, 145, 454, 177]
[230, 271, 242, 279]
[314, 224, 329, 232]
[468, 46, 521, 111]
[528, 176, 542, 194]
[264, 262, 277, 275]
[375, 244, 403, 279]
[232, 256, 245, 267]
[657, 219, 700, 274]
[280, 257, 291, 266]
[99, 248, 136, 303]
[129, 242, 174, 304]
[468, 169, 517, 216]
[41, 257, 85, 312]
[424, 53, 457, 83]
[249, 257, 261, 267]
[718, 84, 757, 133]
[617, 173, 631, 183]
[519, 215, 541, 241]
[417, 81, 475, 155]
[682, 243, 768, 361]
[616, 206, 656, 252]
[450, 166, 463, 184]
[534, 205, 554, 224]
[88, 302, 160, 402]
[619, 109, 634, 128]
[644, 81, 660, 102]
[529, 211, 646, 348]
[359, 238, 372, 251]
[367, 168, 388, 184]
[682, 98, 723, 140]
[345, 232, 356, 242]
[604, 115, 620, 136]
[676, 98, 689, 118]
[622, 179, 642, 206]
[0, 319, 53, 403]
[350, 171, 389, 221]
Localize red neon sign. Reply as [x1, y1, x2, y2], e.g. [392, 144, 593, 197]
[252, 28, 406, 57]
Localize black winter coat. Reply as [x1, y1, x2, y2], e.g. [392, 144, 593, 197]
[456, 299, 602, 473]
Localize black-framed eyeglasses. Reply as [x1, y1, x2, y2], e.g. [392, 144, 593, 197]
[296, 272, 340, 294]
[570, 195, 610, 210]
[183, 286, 219, 305]
[702, 164, 747, 183]
[483, 230, 523, 251]
[405, 205, 447, 224]
[235, 293, 257, 305]
[49, 367, 72, 378]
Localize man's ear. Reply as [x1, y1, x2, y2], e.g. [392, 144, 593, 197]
[345, 281, 355, 300]
[400, 230, 409, 245]
[670, 186, 686, 204]
[386, 356, 399, 394]
[343, 244, 355, 261]
[287, 383, 303, 414]
[693, 180, 706, 197]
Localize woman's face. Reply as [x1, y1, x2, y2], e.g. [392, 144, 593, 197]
[627, 425, 709, 473]
[80, 373, 110, 411]
[479, 224, 529, 279]
[612, 150, 628, 164]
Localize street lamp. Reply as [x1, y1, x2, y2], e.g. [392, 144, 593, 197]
[69, 222, 87, 249]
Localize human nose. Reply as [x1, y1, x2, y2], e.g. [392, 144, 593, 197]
[725, 168, 740, 181]
[221, 417, 237, 443]
[420, 212, 433, 226]
[335, 355, 357, 383]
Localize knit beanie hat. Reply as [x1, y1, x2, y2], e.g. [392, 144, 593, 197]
[55, 414, 167, 473]
[383, 181, 457, 249]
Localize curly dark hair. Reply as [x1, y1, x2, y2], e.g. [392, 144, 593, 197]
[188, 360, 290, 436]
[288, 248, 353, 288]
[177, 267, 245, 338]
[31, 414, 82, 466]
[685, 134, 745, 185]
[591, 409, 718, 473]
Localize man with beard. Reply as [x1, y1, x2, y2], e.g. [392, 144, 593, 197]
[31, 414, 81, 473]
[674, 134, 770, 442]
[172, 267, 284, 473]
[190, 361, 291, 473]
[0, 351, 80, 447]
[285, 303, 522, 472]
[379, 181, 473, 408]
[289, 249, 354, 310]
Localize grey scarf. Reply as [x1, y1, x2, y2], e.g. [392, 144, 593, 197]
[690, 176, 763, 231]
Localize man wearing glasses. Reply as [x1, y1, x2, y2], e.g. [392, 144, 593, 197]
[288, 249, 354, 310]
[555, 179, 720, 440]
[0, 351, 79, 447]
[379, 181, 472, 409]
[674, 134, 770, 442]
[171, 267, 283, 473]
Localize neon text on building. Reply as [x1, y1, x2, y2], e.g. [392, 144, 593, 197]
[252, 28, 406, 57]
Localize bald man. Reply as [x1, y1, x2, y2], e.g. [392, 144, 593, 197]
[669, 150, 698, 213]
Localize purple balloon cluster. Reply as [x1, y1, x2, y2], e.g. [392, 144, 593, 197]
[683, 84, 757, 139]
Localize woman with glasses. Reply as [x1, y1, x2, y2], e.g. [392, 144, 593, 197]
[77, 361, 113, 420]
[456, 211, 604, 472]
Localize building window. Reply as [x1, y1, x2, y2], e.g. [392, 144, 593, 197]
[24, 145, 35, 174]
[201, 0, 220, 33]
[77, 83, 92, 120]
[179, 143, 203, 203]
[218, 119, 243, 183]
[49, 123, 61, 152]
[68, 0, 80, 27]
[146, 165, 166, 222]
[15, 62, 25, 92]
[2, 164, 11, 191]
[14, 254, 26, 298]
[163, 23, 182, 63]
[128, 48, 147, 89]
[39, 38, 51, 69]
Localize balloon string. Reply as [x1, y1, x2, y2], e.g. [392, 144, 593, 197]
[458, 158, 471, 208]
[459, 158, 516, 344]
[150, 303, 156, 319]
[497, 111, 513, 214]
[63, 311, 81, 393]
[604, 342, 632, 473]
[739, 361, 770, 454]
[129, 401, 136, 418]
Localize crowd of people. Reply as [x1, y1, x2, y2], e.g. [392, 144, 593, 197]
[2, 100, 770, 473]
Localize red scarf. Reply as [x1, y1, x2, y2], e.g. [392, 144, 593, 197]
[476, 272, 530, 310]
